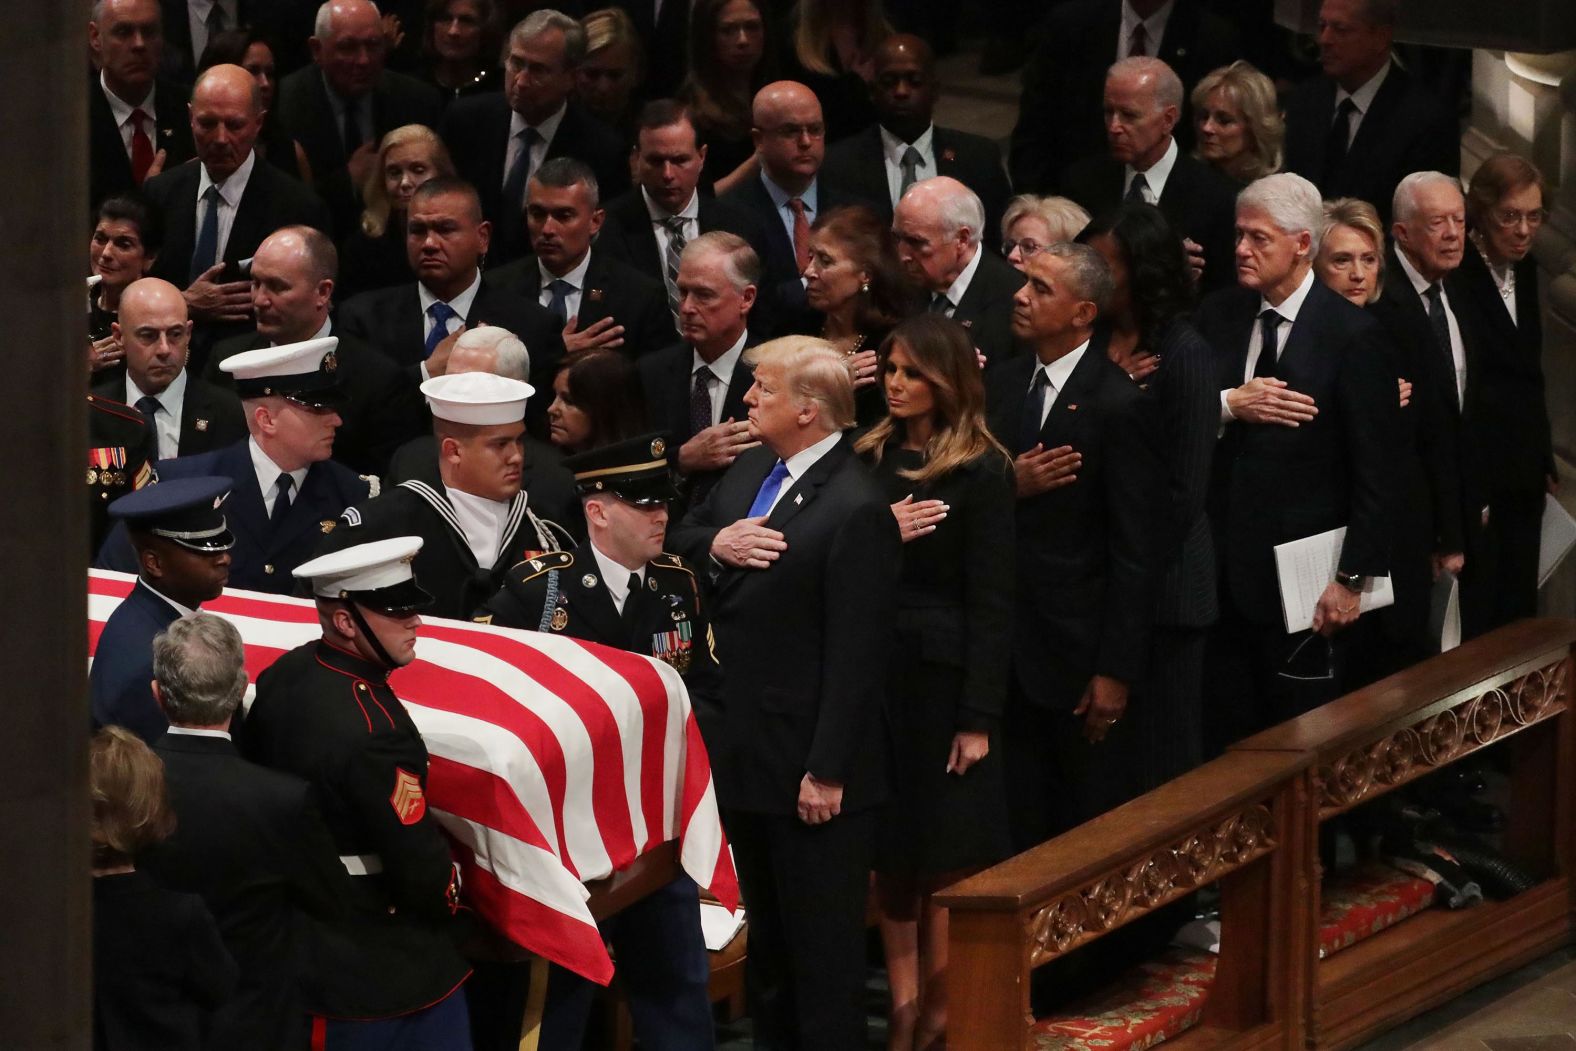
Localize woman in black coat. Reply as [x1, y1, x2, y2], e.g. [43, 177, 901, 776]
[856, 314, 1014, 1051]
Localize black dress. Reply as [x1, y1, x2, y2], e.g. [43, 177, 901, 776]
[868, 442, 1015, 877]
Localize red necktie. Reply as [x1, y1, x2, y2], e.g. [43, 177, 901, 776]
[788, 197, 811, 274]
[129, 108, 154, 186]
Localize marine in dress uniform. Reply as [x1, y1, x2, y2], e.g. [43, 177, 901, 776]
[473, 434, 717, 1051]
[87, 393, 158, 554]
[90, 476, 234, 743]
[240, 537, 473, 1050]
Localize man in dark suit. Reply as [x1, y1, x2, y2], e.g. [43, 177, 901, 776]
[89, 476, 234, 742]
[486, 158, 674, 360]
[1061, 57, 1238, 292]
[893, 177, 1026, 366]
[142, 64, 331, 365]
[720, 81, 862, 336]
[596, 100, 766, 320]
[156, 0, 248, 84]
[207, 225, 427, 476]
[144, 611, 354, 1051]
[1281, 0, 1459, 225]
[1199, 173, 1395, 746]
[275, 0, 443, 237]
[1010, 0, 1240, 194]
[336, 178, 566, 435]
[95, 277, 247, 461]
[822, 35, 1012, 250]
[89, 0, 197, 209]
[670, 340, 901, 1049]
[639, 232, 761, 516]
[441, 9, 629, 263]
[984, 243, 1161, 845]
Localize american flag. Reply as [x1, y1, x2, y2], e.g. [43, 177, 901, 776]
[87, 571, 739, 985]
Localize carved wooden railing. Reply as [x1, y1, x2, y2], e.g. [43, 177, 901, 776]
[938, 619, 1576, 1051]
[1231, 619, 1576, 1050]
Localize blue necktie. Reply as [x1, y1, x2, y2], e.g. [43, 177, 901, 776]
[502, 127, 540, 218]
[545, 278, 572, 324]
[190, 185, 222, 283]
[425, 301, 458, 358]
[747, 460, 791, 518]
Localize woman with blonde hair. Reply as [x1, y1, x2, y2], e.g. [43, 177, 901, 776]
[1191, 60, 1284, 184]
[577, 7, 646, 134]
[338, 124, 456, 300]
[1315, 196, 1386, 306]
[777, 0, 891, 142]
[857, 314, 1014, 1050]
[1000, 194, 1092, 271]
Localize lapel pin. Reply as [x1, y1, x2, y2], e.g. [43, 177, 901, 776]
[960, 319, 973, 329]
[941, 147, 956, 162]
[588, 288, 604, 302]
[1066, 403, 1079, 411]
[551, 607, 569, 631]
[794, 493, 804, 506]
[582, 573, 598, 587]
[195, 418, 209, 432]
[648, 576, 659, 590]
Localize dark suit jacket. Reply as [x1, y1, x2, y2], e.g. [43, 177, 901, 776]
[670, 436, 901, 815]
[595, 0, 689, 100]
[1196, 279, 1397, 625]
[638, 337, 757, 513]
[952, 248, 1029, 367]
[1059, 148, 1238, 292]
[595, 188, 768, 284]
[821, 123, 1013, 251]
[89, 75, 196, 210]
[145, 733, 353, 1051]
[1283, 62, 1460, 225]
[206, 327, 428, 476]
[89, 580, 184, 742]
[385, 432, 583, 540]
[485, 249, 676, 358]
[985, 336, 1163, 705]
[96, 440, 375, 593]
[1009, 0, 1241, 193]
[441, 93, 630, 263]
[275, 66, 444, 237]
[90, 372, 248, 458]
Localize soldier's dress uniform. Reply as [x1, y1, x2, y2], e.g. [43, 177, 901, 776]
[240, 537, 472, 1048]
[87, 393, 157, 553]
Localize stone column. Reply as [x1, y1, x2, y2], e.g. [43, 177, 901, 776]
[0, 3, 92, 1048]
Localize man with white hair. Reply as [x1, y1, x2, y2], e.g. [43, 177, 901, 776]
[893, 176, 1026, 365]
[276, 0, 443, 237]
[1197, 171, 1396, 745]
[671, 337, 901, 1048]
[1061, 56, 1238, 290]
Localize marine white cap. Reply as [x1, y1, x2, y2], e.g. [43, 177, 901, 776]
[420, 371, 534, 426]
[294, 535, 426, 601]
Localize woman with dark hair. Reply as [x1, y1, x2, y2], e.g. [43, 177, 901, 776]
[545, 349, 648, 454]
[91, 726, 236, 1051]
[197, 29, 310, 182]
[338, 124, 456, 300]
[577, 7, 646, 135]
[681, 0, 773, 195]
[1077, 203, 1215, 784]
[420, 0, 502, 103]
[855, 314, 1014, 1051]
[804, 204, 921, 423]
[88, 192, 162, 377]
[776, 0, 888, 143]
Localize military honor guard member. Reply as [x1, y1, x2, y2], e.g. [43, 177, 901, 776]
[240, 537, 473, 1050]
[87, 393, 159, 554]
[323, 372, 575, 620]
[90, 476, 234, 743]
[474, 434, 718, 1050]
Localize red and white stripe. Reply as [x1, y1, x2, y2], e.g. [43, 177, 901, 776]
[87, 571, 738, 985]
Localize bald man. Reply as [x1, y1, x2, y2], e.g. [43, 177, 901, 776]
[92, 277, 247, 461]
[1059, 56, 1238, 291]
[822, 34, 1012, 248]
[142, 63, 331, 367]
[720, 80, 864, 336]
[88, 0, 196, 207]
[276, 0, 442, 238]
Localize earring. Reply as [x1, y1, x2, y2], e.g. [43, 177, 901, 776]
[860, 281, 870, 293]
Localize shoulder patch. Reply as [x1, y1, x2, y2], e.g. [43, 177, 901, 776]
[390, 768, 426, 825]
[509, 550, 574, 583]
[340, 507, 363, 528]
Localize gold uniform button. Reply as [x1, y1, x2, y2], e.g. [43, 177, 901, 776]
[264, 564, 275, 575]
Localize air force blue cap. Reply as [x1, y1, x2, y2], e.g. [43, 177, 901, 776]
[108, 475, 235, 552]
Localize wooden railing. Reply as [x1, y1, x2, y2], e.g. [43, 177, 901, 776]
[937, 619, 1576, 1051]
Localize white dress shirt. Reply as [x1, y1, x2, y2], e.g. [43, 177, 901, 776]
[449, 488, 510, 568]
[760, 171, 818, 253]
[127, 369, 188, 460]
[1396, 247, 1467, 406]
[644, 187, 701, 259]
[249, 436, 308, 518]
[504, 103, 567, 200]
[591, 543, 646, 615]
[195, 150, 257, 266]
[187, 0, 239, 67]
[1220, 267, 1317, 423]
[1334, 60, 1391, 148]
[1028, 339, 1090, 430]
[880, 124, 936, 207]
[100, 71, 155, 156]
[165, 726, 232, 740]
[538, 249, 594, 321]
[1118, 0, 1174, 59]
[142, 580, 197, 618]
[1124, 136, 1179, 204]
[935, 245, 985, 316]
[693, 330, 748, 426]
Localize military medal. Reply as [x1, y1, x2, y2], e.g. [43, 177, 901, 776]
[648, 576, 659, 591]
[653, 621, 694, 673]
[86, 468, 99, 485]
[550, 607, 570, 631]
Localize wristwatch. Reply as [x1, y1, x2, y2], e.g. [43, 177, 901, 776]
[1335, 570, 1366, 593]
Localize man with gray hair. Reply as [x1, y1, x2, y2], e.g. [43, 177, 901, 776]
[1197, 171, 1395, 745]
[1062, 56, 1238, 291]
[276, 0, 443, 238]
[443, 9, 629, 263]
[671, 336, 901, 1048]
[985, 242, 1163, 843]
[144, 612, 355, 1051]
[893, 176, 1027, 365]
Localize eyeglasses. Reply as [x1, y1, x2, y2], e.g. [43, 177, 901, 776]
[759, 122, 825, 141]
[1278, 632, 1336, 683]
[1002, 238, 1046, 258]
[1490, 207, 1547, 230]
